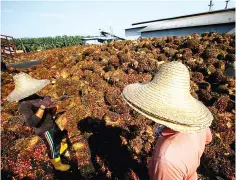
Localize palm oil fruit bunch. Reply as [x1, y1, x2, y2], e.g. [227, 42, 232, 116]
[1, 32, 235, 180]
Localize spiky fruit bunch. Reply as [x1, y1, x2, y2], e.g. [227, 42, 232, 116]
[1, 33, 235, 180]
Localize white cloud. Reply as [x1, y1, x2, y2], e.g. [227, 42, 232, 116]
[40, 13, 65, 18]
[2, 9, 14, 13]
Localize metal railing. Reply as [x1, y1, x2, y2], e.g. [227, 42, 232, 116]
[1, 35, 17, 59]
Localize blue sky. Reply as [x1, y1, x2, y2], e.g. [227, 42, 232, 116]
[1, 0, 235, 38]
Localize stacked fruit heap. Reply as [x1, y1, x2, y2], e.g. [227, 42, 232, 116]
[1, 32, 235, 180]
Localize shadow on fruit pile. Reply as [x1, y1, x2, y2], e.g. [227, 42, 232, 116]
[78, 117, 149, 180]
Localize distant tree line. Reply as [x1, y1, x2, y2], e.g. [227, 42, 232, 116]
[14, 35, 86, 52]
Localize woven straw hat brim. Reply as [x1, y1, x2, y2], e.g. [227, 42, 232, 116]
[122, 95, 201, 132]
[122, 83, 213, 132]
[7, 79, 50, 102]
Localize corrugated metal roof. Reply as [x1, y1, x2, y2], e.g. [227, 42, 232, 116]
[133, 8, 235, 26]
[140, 10, 235, 32]
[125, 26, 147, 31]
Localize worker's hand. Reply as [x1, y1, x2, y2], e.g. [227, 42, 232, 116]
[41, 96, 53, 107]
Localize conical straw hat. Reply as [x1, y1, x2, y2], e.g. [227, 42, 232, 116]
[7, 72, 50, 102]
[122, 61, 213, 132]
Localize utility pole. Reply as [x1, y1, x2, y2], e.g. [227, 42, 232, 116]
[225, 0, 230, 9]
[208, 0, 214, 11]
[110, 26, 113, 35]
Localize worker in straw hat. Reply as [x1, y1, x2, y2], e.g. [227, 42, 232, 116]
[7, 72, 71, 171]
[122, 61, 213, 180]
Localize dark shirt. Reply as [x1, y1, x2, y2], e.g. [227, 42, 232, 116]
[19, 99, 55, 135]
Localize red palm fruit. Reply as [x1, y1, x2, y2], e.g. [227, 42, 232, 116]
[191, 72, 204, 82]
[215, 96, 230, 113]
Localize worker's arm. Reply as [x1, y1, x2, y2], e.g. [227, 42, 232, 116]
[35, 105, 46, 119]
[19, 97, 53, 127]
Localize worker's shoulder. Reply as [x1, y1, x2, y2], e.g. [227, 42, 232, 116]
[170, 131, 201, 144]
[162, 132, 198, 157]
[19, 100, 29, 105]
[18, 100, 32, 109]
[18, 101, 26, 106]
